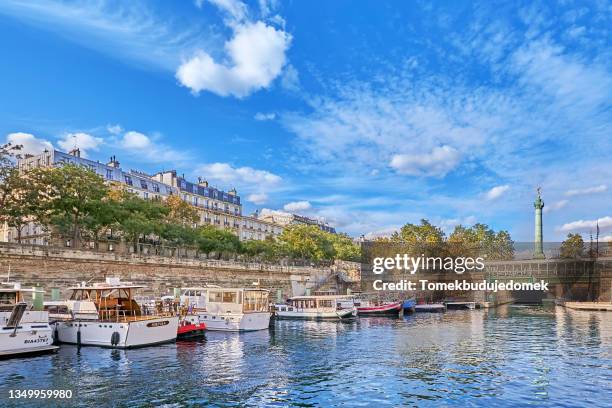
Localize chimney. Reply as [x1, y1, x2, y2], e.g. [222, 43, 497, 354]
[198, 177, 209, 187]
[228, 188, 237, 196]
[107, 155, 120, 168]
[68, 148, 81, 158]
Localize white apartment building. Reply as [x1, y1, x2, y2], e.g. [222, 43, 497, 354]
[0, 148, 283, 245]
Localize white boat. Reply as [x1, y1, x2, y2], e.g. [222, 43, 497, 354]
[46, 277, 178, 348]
[274, 295, 357, 320]
[0, 282, 58, 358]
[180, 286, 270, 331]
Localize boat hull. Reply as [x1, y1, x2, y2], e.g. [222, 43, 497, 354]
[54, 316, 179, 348]
[402, 299, 416, 312]
[357, 301, 404, 317]
[197, 312, 270, 332]
[275, 308, 355, 320]
[0, 321, 58, 358]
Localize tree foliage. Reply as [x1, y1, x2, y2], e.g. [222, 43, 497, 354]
[560, 233, 584, 259]
[448, 223, 514, 260]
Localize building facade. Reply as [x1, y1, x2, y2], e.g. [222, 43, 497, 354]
[257, 209, 336, 234]
[1, 148, 283, 245]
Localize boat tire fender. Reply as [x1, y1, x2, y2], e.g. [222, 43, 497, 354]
[111, 331, 120, 346]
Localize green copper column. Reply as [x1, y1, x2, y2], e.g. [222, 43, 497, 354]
[534, 188, 545, 259]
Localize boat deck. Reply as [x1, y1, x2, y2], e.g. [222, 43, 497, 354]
[562, 302, 612, 311]
[415, 304, 446, 312]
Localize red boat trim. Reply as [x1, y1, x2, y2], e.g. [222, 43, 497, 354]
[357, 302, 403, 313]
[177, 323, 206, 335]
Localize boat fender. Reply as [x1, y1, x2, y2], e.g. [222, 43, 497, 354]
[53, 326, 59, 345]
[111, 331, 120, 346]
[76, 330, 81, 347]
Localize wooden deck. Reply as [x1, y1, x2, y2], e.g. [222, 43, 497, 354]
[562, 302, 612, 311]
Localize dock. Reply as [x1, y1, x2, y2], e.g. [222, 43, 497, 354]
[414, 303, 446, 313]
[444, 301, 476, 310]
[561, 302, 612, 311]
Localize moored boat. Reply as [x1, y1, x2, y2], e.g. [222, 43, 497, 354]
[177, 318, 206, 339]
[274, 295, 356, 320]
[0, 282, 58, 358]
[46, 277, 179, 348]
[356, 300, 404, 317]
[180, 286, 271, 331]
[403, 299, 416, 313]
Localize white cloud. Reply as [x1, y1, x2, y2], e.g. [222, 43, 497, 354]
[117, 130, 186, 163]
[484, 185, 510, 201]
[390, 146, 460, 177]
[258, 0, 279, 18]
[254, 112, 276, 121]
[601, 235, 612, 243]
[280, 64, 300, 92]
[565, 185, 607, 196]
[544, 199, 569, 213]
[439, 215, 478, 232]
[5, 132, 53, 156]
[558, 216, 612, 233]
[57, 132, 103, 157]
[176, 21, 291, 98]
[120, 131, 151, 149]
[247, 193, 268, 204]
[207, 0, 248, 23]
[0, 0, 214, 71]
[198, 162, 281, 186]
[283, 201, 311, 212]
[363, 226, 399, 240]
[197, 162, 281, 202]
[107, 124, 123, 135]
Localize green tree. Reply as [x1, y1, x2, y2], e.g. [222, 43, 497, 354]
[0, 142, 21, 209]
[448, 223, 514, 260]
[164, 195, 199, 226]
[560, 233, 584, 259]
[0, 169, 39, 242]
[196, 225, 241, 258]
[115, 193, 168, 252]
[278, 224, 336, 261]
[330, 233, 361, 261]
[26, 164, 108, 247]
[391, 219, 446, 255]
[241, 237, 284, 262]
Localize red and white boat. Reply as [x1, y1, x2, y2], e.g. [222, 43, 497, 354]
[177, 316, 206, 339]
[357, 300, 404, 317]
[338, 296, 404, 317]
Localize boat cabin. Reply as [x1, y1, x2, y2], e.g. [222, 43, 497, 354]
[66, 278, 148, 321]
[281, 295, 342, 312]
[181, 287, 269, 314]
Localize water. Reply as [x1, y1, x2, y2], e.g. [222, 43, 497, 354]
[1, 306, 610, 407]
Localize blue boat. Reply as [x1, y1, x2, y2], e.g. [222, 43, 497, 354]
[402, 299, 416, 313]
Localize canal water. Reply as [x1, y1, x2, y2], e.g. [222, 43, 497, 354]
[1, 306, 610, 407]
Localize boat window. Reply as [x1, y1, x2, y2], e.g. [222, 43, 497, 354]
[209, 291, 223, 302]
[319, 300, 333, 308]
[0, 291, 17, 305]
[44, 305, 69, 314]
[222, 291, 238, 304]
[243, 291, 268, 312]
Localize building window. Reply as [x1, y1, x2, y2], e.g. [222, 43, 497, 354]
[124, 175, 133, 186]
[153, 184, 160, 193]
[140, 180, 148, 190]
[106, 169, 113, 180]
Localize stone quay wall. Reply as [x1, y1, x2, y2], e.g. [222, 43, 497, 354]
[0, 243, 333, 301]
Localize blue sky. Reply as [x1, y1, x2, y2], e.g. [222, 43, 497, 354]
[0, 0, 610, 241]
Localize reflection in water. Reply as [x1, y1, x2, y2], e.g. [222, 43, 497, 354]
[0, 307, 610, 407]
